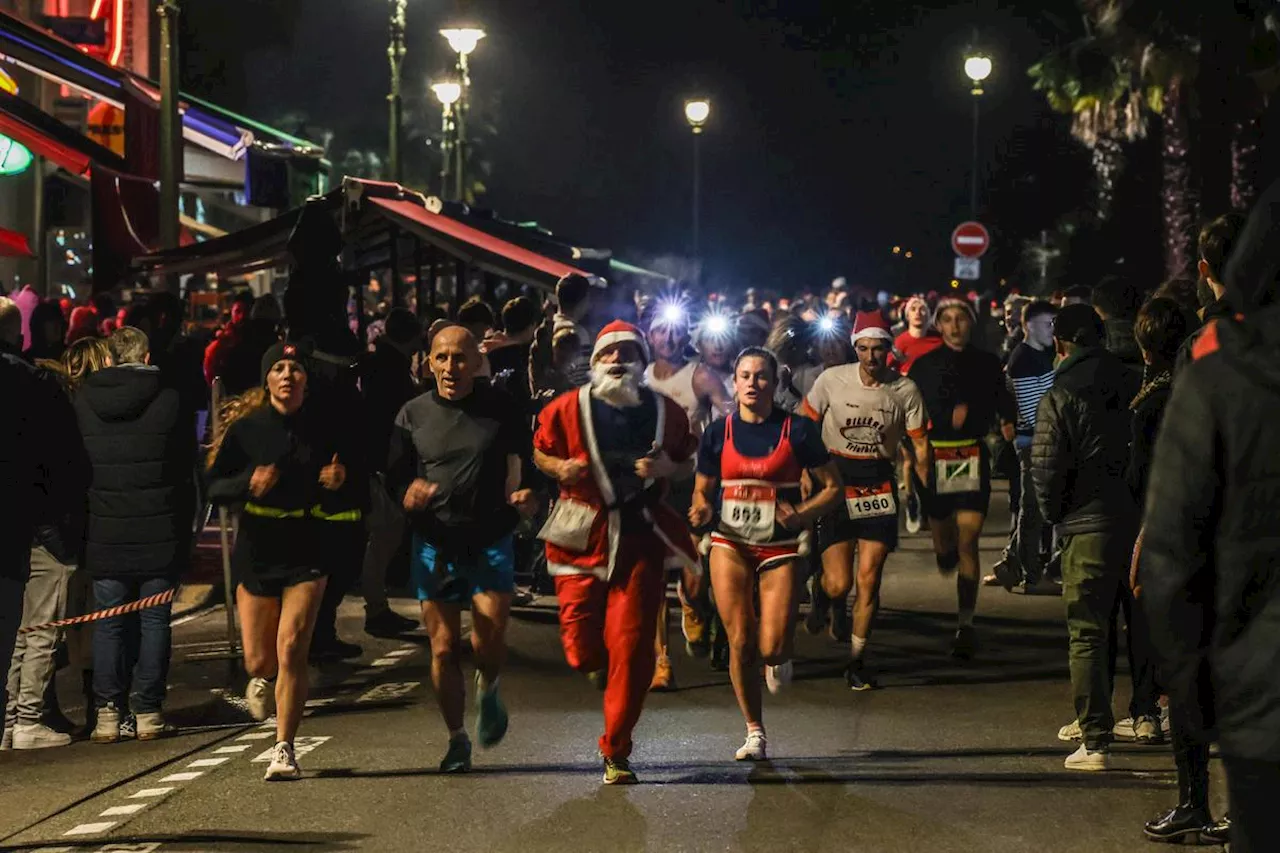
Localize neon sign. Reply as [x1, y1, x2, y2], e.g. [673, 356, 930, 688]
[0, 135, 33, 176]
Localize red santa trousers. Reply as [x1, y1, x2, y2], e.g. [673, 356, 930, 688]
[554, 531, 667, 761]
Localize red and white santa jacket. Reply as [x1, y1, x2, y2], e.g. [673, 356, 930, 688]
[534, 384, 699, 581]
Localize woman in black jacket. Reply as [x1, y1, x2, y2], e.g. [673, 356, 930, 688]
[207, 342, 364, 781]
[1129, 297, 1229, 844]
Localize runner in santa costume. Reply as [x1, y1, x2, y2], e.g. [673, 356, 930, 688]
[532, 320, 700, 785]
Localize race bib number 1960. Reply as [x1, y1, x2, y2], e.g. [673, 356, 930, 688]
[846, 482, 897, 520]
[721, 483, 777, 543]
[934, 445, 982, 494]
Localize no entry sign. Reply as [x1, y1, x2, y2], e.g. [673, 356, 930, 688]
[951, 222, 990, 259]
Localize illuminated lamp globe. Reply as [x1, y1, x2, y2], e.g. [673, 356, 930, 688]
[964, 55, 993, 83]
[684, 99, 711, 128]
[441, 27, 485, 56]
[432, 82, 462, 106]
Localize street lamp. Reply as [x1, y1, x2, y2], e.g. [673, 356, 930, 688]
[963, 50, 992, 217]
[432, 82, 461, 200]
[441, 27, 485, 203]
[684, 98, 710, 286]
[386, 0, 408, 184]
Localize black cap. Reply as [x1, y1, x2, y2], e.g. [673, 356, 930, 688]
[261, 340, 310, 385]
[1053, 303, 1105, 346]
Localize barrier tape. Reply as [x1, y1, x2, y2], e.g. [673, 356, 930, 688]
[17, 588, 177, 635]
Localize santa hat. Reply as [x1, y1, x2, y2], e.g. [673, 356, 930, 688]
[852, 309, 893, 343]
[933, 296, 975, 325]
[591, 320, 650, 364]
[903, 294, 929, 316]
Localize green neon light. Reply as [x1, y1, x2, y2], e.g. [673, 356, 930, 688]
[0, 134, 33, 176]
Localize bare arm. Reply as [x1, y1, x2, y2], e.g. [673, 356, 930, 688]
[781, 460, 842, 528]
[694, 363, 732, 417]
[533, 448, 588, 485]
[689, 472, 718, 528]
[908, 431, 932, 489]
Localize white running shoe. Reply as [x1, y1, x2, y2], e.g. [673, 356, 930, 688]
[765, 661, 793, 696]
[904, 493, 922, 534]
[1057, 720, 1082, 742]
[735, 730, 767, 761]
[246, 677, 276, 722]
[1112, 717, 1136, 739]
[1064, 743, 1110, 772]
[264, 741, 301, 781]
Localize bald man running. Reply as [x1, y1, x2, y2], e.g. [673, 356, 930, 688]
[387, 325, 538, 773]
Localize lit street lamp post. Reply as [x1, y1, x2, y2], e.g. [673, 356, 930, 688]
[963, 52, 992, 217]
[431, 81, 462, 200]
[684, 98, 710, 286]
[386, 0, 407, 185]
[440, 27, 484, 203]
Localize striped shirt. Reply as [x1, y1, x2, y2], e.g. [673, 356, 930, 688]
[1006, 342, 1056, 436]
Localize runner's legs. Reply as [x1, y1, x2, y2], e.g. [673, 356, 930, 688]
[273, 576, 327, 745]
[422, 601, 466, 732]
[709, 547, 762, 727]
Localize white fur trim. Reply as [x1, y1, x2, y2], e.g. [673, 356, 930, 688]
[852, 327, 894, 343]
[591, 331, 649, 364]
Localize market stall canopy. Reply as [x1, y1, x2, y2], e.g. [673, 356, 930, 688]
[0, 89, 125, 175]
[131, 179, 602, 291]
[0, 224, 34, 258]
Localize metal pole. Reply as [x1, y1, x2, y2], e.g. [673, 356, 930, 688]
[387, 0, 407, 185]
[455, 53, 469, 203]
[439, 104, 454, 200]
[692, 129, 702, 287]
[157, 0, 182, 291]
[970, 91, 980, 217]
[210, 378, 239, 657]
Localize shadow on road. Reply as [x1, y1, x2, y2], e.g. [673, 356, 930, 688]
[0, 830, 368, 851]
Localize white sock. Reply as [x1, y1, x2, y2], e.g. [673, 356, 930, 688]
[850, 635, 868, 660]
[747, 722, 765, 737]
[958, 609, 975, 628]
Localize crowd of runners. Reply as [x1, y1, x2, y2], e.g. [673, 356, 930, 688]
[3, 189, 1280, 850]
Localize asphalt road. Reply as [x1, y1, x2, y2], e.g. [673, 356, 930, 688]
[0, 495, 1229, 853]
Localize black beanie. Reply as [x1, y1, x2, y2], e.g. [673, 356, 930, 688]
[261, 340, 309, 385]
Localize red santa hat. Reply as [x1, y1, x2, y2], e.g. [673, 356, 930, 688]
[591, 320, 650, 364]
[851, 309, 893, 343]
[933, 296, 976, 324]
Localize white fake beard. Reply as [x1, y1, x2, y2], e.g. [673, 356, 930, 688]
[590, 361, 644, 408]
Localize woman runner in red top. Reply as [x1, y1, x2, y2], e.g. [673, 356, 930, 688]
[690, 347, 841, 762]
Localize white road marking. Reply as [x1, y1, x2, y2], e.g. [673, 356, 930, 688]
[399, 641, 417, 648]
[370, 658, 398, 667]
[99, 804, 147, 817]
[358, 681, 421, 703]
[304, 698, 336, 707]
[29, 847, 74, 852]
[170, 606, 222, 627]
[186, 757, 230, 768]
[252, 735, 330, 763]
[130, 787, 175, 798]
[214, 744, 252, 753]
[158, 771, 203, 782]
[238, 730, 274, 740]
[384, 649, 415, 657]
[63, 822, 117, 836]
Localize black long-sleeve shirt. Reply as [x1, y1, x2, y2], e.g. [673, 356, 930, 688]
[910, 343, 1017, 442]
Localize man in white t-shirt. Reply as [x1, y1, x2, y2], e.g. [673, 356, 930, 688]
[802, 310, 931, 690]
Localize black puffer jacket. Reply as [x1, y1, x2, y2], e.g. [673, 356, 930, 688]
[1030, 346, 1141, 535]
[1141, 306, 1280, 761]
[74, 364, 196, 579]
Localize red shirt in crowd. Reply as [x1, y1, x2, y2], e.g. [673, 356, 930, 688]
[892, 329, 944, 375]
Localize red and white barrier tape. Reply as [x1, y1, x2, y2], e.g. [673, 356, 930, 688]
[17, 588, 177, 635]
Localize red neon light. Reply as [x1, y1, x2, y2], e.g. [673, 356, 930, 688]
[87, 0, 124, 67]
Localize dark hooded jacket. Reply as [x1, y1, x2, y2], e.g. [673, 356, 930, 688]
[1030, 346, 1141, 536]
[1141, 305, 1280, 760]
[74, 364, 196, 579]
[0, 345, 87, 580]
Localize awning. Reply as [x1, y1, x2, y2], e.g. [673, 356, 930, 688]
[368, 197, 597, 290]
[131, 207, 303, 278]
[0, 89, 125, 175]
[0, 225, 34, 258]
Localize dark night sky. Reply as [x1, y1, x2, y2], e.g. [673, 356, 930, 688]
[181, 0, 1086, 294]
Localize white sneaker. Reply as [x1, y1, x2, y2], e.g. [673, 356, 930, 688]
[1112, 717, 1136, 739]
[263, 741, 301, 781]
[245, 677, 276, 722]
[134, 712, 173, 741]
[1133, 716, 1162, 744]
[1057, 720, 1081, 742]
[92, 704, 122, 744]
[904, 493, 922, 534]
[13, 722, 72, 750]
[764, 661, 793, 696]
[1064, 743, 1109, 771]
[1160, 704, 1170, 735]
[735, 730, 767, 761]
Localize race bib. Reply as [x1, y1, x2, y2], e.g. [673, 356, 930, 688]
[537, 498, 598, 553]
[721, 483, 777, 544]
[846, 482, 897, 520]
[935, 445, 982, 494]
